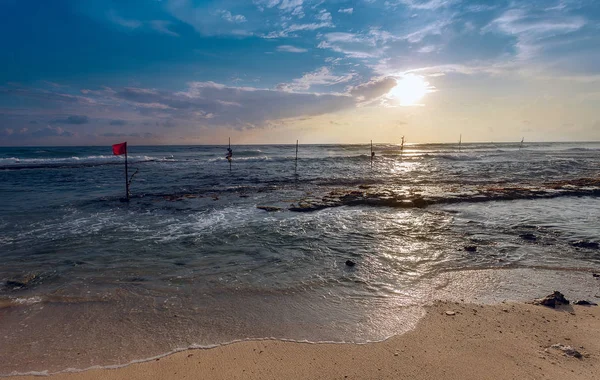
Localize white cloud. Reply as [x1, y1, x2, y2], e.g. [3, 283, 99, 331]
[417, 45, 438, 53]
[279, 0, 304, 12]
[338, 8, 354, 14]
[276, 67, 356, 91]
[317, 29, 399, 58]
[315, 9, 332, 22]
[485, 8, 586, 60]
[286, 22, 334, 32]
[219, 10, 247, 23]
[277, 45, 308, 53]
[150, 20, 179, 37]
[107, 10, 142, 29]
[403, 18, 453, 43]
[392, 0, 458, 10]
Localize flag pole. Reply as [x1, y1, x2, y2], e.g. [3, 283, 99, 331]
[125, 142, 129, 201]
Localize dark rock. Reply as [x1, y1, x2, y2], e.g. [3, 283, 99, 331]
[520, 233, 537, 241]
[534, 291, 570, 308]
[4, 273, 38, 290]
[574, 300, 597, 306]
[5, 280, 27, 290]
[572, 241, 599, 249]
[593, 273, 600, 278]
[128, 277, 148, 282]
[257, 206, 283, 212]
[550, 344, 583, 359]
[464, 246, 477, 252]
[345, 260, 356, 267]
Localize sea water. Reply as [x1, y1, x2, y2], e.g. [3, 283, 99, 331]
[0, 142, 599, 375]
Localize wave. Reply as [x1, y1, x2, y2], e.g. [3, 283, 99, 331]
[0, 155, 174, 170]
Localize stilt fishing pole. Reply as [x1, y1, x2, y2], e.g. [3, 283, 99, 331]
[226, 137, 232, 172]
[295, 139, 299, 175]
[400, 136, 405, 157]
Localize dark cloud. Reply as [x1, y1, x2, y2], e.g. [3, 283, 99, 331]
[349, 77, 397, 102]
[109, 119, 128, 126]
[109, 81, 357, 128]
[102, 132, 154, 138]
[101, 132, 128, 137]
[51, 115, 89, 124]
[31, 126, 75, 137]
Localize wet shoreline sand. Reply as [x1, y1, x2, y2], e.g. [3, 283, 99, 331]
[13, 301, 600, 380]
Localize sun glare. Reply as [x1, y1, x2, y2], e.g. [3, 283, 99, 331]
[388, 75, 430, 106]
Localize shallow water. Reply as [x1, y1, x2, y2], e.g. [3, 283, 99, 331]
[1, 142, 599, 375]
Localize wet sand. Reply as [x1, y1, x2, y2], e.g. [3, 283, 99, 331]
[14, 301, 600, 380]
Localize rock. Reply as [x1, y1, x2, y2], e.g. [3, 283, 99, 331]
[593, 273, 600, 278]
[520, 233, 537, 241]
[257, 206, 283, 212]
[574, 300, 598, 306]
[445, 311, 456, 316]
[550, 344, 583, 359]
[4, 273, 38, 290]
[572, 241, 599, 249]
[534, 291, 570, 308]
[464, 246, 477, 252]
[5, 280, 27, 290]
[345, 260, 356, 267]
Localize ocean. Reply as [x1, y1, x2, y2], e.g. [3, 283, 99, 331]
[1, 142, 599, 375]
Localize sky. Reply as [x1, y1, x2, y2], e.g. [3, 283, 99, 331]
[0, 0, 599, 146]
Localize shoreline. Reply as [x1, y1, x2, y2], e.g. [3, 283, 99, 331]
[11, 300, 600, 380]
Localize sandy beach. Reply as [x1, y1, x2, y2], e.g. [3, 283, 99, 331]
[13, 300, 600, 380]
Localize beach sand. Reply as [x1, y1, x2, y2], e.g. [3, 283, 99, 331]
[15, 301, 600, 380]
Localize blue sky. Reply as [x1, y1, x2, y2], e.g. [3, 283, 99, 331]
[1, 0, 599, 145]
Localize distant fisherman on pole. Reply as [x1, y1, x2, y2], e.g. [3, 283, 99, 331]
[226, 137, 232, 172]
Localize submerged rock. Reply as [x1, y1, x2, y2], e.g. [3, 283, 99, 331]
[572, 241, 599, 249]
[464, 246, 477, 252]
[520, 233, 537, 241]
[534, 291, 570, 308]
[4, 273, 38, 291]
[345, 260, 356, 267]
[257, 206, 283, 212]
[574, 300, 598, 306]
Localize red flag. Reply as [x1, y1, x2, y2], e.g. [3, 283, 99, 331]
[112, 142, 127, 156]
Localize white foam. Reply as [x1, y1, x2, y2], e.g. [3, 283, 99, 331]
[12, 296, 43, 305]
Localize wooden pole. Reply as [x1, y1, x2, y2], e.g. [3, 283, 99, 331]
[228, 137, 231, 172]
[295, 140, 298, 173]
[124, 142, 129, 201]
[370, 140, 373, 168]
[400, 136, 405, 157]
[459, 134, 462, 152]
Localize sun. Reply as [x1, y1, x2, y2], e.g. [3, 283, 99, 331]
[388, 75, 430, 106]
